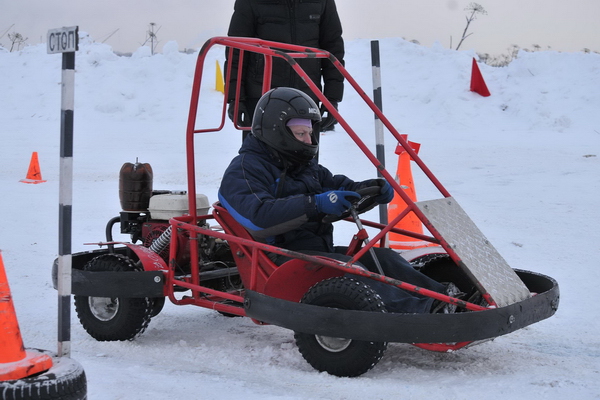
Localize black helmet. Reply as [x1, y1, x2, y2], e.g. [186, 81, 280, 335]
[252, 87, 322, 165]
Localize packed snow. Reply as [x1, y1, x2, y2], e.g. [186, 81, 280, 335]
[1, 34, 599, 399]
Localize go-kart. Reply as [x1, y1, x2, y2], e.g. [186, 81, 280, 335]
[52, 37, 559, 377]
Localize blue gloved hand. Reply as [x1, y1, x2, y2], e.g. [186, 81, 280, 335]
[315, 190, 360, 216]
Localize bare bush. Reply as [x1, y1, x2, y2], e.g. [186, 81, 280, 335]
[8, 32, 27, 52]
[479, 44, 520, 67]
[455, 3, 487, 51]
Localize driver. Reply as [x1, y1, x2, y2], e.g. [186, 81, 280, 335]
[218, 87, 450, 313]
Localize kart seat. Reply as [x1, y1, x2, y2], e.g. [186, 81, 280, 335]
[212, 202, 344, 302]
[212, 202, 277, 292]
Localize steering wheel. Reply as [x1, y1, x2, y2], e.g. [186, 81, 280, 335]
[322, 185, 382, 223]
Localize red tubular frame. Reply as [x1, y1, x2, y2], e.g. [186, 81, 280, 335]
[170, 36, 487, 319]
[186, 37, 452, 241]
[167, 214, 486, 313]
[185, 37, 459, 261]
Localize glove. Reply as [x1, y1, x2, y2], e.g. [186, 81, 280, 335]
[361, 178, 394, 204]
[315, 190, 360, 216]
[320, 101, 338, 132]
[227, 101, 250, 127]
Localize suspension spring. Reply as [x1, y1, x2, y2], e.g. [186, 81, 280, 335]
[149, 225, 172, 255]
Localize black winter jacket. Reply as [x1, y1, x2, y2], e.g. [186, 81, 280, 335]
[218, 135, 362, 253]
[226, 0, 345, 105]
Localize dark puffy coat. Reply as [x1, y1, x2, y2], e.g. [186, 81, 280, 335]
[226, 0, 345, 105]
[218, 134, 362, 252]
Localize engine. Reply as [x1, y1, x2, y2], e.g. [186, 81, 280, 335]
[114, 160, 240, 291]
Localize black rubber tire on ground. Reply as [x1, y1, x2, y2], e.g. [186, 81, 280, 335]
[294, 276, 388, 377]
[0, 349, 86, 400]
[74, 253, 154, 341]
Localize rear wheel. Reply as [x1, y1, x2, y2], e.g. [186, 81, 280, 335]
[74, 254, 154, 341]
[294, 277, 388, 377]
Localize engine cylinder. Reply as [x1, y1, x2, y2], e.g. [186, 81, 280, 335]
[119, 160, 153, 211]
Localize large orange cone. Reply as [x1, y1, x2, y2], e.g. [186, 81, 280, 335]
[387, 137, 434, 250]
[470, 58, 491, 97]
[215, 60, 225, 94]
[0, 251, 53, 380]
[19, 151, 47, 184]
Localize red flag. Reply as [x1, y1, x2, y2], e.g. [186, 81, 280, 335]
[470, 58, 491, 97]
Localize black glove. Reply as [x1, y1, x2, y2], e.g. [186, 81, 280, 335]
[227, 101, 250, 127]
[360, 178, 394, 204]
[320, 101, 338, 132]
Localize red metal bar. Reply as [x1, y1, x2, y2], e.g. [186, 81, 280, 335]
[262, 54, 273, 94]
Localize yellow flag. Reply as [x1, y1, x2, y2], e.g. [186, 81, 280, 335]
[215, 60, 224, 94]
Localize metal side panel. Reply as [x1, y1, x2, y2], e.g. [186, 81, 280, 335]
[416, 197, 530, 307]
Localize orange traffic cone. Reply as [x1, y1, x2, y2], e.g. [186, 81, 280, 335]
[20, 151, 47, 184]
[470, 58, 491, 97]
[0, 251, 53, 380]
[387, 137, 434, 250]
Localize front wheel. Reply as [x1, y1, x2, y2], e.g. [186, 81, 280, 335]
[74, 254, 154, 341]
[294, 277, 388, 377]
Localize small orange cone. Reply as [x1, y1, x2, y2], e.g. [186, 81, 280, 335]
[470, 58, 491, 97]
[388, 136, 434, 250]
[215, 60, 225, 94]
[20, 151, 46, 184]
[0, 251, 53, 380]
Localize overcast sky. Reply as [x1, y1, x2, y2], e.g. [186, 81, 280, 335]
[2, 0, 599, 55]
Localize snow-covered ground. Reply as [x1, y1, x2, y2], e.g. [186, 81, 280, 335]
[1, 35, 599, 399]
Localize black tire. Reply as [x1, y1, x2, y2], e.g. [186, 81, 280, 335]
[0, 349, 86, 400]
[74, 253, 153, 341]
[150, 296, 166, 317]
[294, 277, 388, 377]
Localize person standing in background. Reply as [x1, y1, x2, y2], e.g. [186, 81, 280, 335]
[225, 0, 345, 140]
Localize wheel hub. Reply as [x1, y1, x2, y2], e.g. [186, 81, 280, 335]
[315, 335, 352, 352]
[88, 297, 119, 321]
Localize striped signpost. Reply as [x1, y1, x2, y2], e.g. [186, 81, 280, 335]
[371, 40, 388, 226]
[48, 26, 78, 358]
